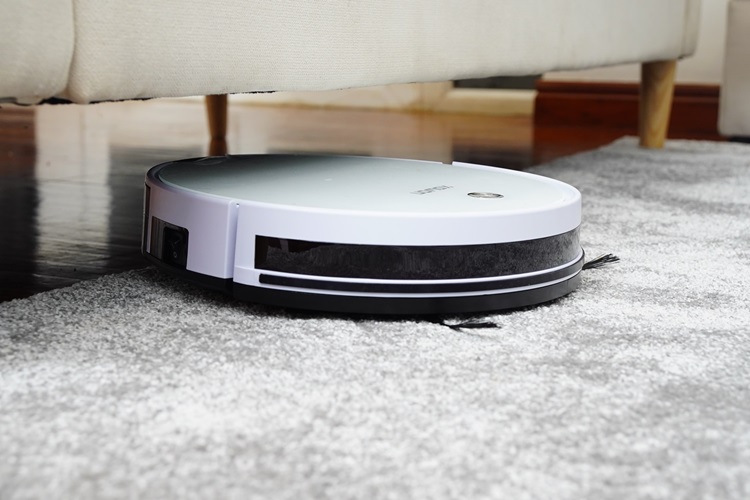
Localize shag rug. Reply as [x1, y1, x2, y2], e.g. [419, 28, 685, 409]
[2, 138, 750, 499]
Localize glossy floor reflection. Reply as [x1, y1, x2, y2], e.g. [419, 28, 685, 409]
[1, 98, 626, 302]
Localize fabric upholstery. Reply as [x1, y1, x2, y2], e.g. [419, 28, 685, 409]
[1, 0, 701, 104]
[0, 0, 74, 104]
[682, 0, 703, 57]
[719, 0, 750, 136]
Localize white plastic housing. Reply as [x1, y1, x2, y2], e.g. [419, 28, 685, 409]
[144, 155, 582, 303]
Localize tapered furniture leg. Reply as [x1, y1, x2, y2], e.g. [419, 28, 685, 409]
[205, 94, 228, 156]
[639, 60, 677, 148]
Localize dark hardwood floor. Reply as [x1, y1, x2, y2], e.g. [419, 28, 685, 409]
[0, 98, 707, 302]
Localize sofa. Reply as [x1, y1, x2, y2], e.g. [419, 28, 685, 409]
[1, 0, 701, 149]
[719, 0, 750, 137]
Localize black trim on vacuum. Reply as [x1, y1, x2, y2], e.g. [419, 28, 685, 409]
[235, 274, 582, 315]
[255, 228, 580, 280]
[258, 253, 583, 293]
[142, 252, 583, 315]
[142, 184, 151, 255]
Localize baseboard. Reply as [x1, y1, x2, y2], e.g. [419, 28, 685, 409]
[534, 80, 720, 138]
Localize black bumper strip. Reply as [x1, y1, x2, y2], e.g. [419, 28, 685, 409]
[259, 253, 583, 294]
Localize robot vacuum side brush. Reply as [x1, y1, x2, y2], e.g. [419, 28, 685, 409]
[142, 155, 583, 315]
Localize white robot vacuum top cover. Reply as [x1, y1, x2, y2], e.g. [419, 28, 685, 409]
[143, 155, 583, 315]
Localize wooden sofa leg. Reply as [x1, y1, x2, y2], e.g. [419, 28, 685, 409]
[639, 60, 677, 148]
[205, 94, 228, 156]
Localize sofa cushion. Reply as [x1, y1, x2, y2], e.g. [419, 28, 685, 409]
[719, 0, 750, 136]
[0, 0, 74, 104]
[61, 0, 701, 103]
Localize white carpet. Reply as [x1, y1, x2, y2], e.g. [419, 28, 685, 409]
[2, 138, 750, 499]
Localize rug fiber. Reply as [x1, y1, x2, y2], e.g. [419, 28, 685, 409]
[2, 138, 750, 499]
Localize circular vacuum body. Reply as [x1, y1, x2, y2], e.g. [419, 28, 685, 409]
[143, 155, 582, 315]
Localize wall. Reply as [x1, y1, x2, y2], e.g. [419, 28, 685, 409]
[545, 0, 728, 84]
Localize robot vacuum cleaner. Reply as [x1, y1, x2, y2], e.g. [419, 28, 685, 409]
[142, 155, 583, 315]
